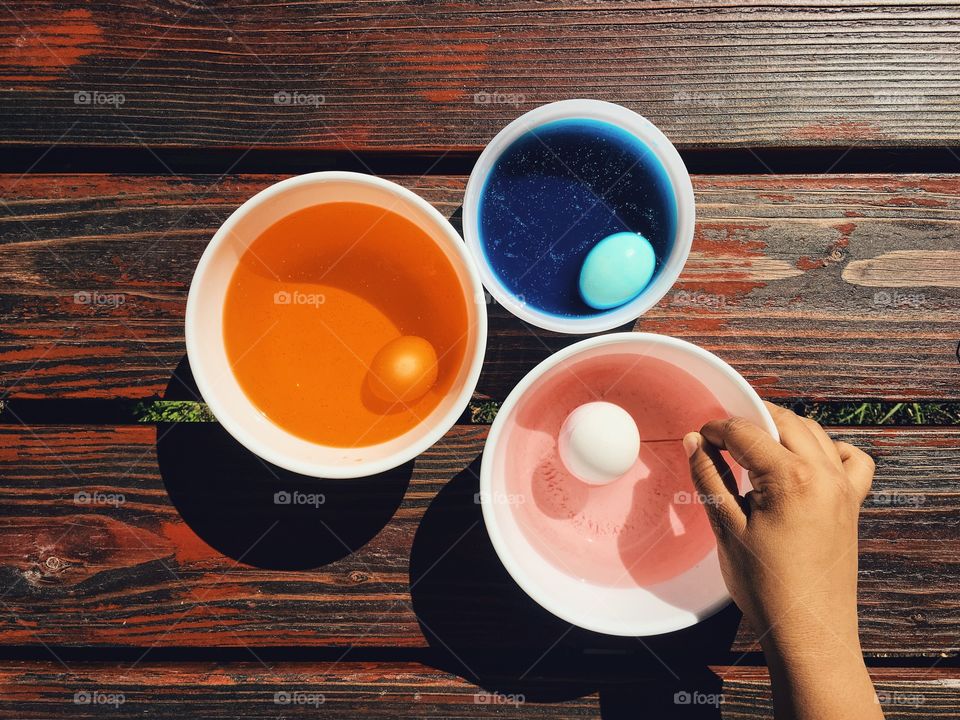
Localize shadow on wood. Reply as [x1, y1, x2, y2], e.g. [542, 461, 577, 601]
[409, 456, 741, 715]
[156, 355, 411, 570]
[598, 668, 728, 719]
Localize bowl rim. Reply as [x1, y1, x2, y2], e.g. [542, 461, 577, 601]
[185, 171, 488, 479]
[479, 332, 779, 636]
[462, 99, 696, 335]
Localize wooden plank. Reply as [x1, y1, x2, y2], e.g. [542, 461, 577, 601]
[0, 661, 956, 719]
[0, 660, 600, 720]
[0, 424, 955, 656]
[2, 2, 960, 150]
[2, 173, 959, 402]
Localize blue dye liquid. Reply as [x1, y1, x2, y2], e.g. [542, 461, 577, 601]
[478, 118, 678, 318]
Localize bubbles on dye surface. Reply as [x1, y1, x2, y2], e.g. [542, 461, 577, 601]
[478, 118, 678, 318]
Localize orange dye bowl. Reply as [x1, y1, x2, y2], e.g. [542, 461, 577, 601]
[186, 172, 487, 478]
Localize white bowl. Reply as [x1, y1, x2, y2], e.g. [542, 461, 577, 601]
[480, 333, 777, 636]
[462, 99, 695, 335]
[186, 172, 487, 479]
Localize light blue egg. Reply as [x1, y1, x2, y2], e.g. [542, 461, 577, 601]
[579, 232, 657, 310]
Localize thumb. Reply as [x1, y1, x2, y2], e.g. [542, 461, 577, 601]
[683, 432, 748, 537]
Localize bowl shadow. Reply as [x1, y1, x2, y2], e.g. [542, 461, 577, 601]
[157, 355, 411, 570]
[409, 453, 742, 716]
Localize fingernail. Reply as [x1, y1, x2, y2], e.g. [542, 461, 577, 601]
[683, 432, 700, 458]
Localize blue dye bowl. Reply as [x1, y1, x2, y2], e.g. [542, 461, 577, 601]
[463, 100, 695, 334]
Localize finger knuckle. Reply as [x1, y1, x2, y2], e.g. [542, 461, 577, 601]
[690, 454, 717, 478]
[700, 419, 724, 436]
[842, 442, 876, 473]
[723, 417, 750, 435]
[786, 460, 816, 490]
[708, 504, 738, 538]
[802, 416, 825, 434]
[765, 401, 788, 417]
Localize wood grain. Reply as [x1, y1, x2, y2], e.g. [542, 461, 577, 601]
[1, 2, 960, 150]
[2, 173, 960, 402]
[0, 424, 955, 656]
[0, 661, 956, 719]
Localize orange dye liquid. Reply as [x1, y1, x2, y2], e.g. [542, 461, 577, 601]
[222, 201, 469, 447]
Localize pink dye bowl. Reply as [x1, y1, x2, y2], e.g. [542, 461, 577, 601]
[479, 333, 778, 636]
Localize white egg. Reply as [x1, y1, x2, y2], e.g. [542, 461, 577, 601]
[557, 402, 641, 485]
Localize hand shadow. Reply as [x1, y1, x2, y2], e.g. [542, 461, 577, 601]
[157, 355, 411, 570]
[409, 453, 740, 717]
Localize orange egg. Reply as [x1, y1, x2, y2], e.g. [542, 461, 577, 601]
[368, 335, 439, 404]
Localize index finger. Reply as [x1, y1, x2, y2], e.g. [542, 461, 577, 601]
[700, 416, 794, 477]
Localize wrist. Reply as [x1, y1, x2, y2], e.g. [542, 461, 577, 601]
[756, 604, 864, 674]
[759, 614, 870, 700]
[761, 628, 864, 676]
[761, 626, 881, 720]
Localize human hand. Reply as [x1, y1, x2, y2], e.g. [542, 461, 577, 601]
[684, 402, 882, 719]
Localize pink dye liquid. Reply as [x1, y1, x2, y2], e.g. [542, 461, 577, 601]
[503, 353, 742, 589]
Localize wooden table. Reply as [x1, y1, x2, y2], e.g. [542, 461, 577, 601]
[1, 2, 958, 717]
